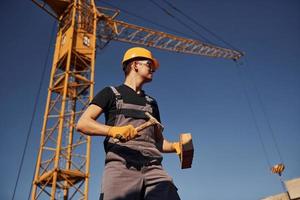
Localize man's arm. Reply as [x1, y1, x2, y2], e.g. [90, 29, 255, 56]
[76, 104, 138, 141]
[76, 104, 111, 136]
[162, 138, 180, 154]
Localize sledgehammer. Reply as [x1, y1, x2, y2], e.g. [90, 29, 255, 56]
[178, 133, 194, 169]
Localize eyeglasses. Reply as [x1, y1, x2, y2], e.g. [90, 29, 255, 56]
[136, 61, 156, 73]
[135, 61, 156, 72]
[135, 61, 154, 68]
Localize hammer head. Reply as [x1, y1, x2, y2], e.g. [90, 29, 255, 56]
[179, 133, 194, 169]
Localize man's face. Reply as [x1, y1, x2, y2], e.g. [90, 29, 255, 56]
[134, 59, 155, 82]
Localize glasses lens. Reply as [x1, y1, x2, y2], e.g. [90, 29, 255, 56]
[137, 61, 153, 67]
[146, 61, 154, 67]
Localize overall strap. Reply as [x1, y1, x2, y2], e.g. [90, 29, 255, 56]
[109, 86, 123, 110]
[145, 95, 154, 104]
[109, 86, 153, 119]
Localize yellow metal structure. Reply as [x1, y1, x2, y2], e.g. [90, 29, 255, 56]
[31, 0, 243, 199]
[31, 0, 97, 199]
[271, 163, 285, 176]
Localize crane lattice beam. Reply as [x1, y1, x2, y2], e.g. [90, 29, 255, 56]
[96, 11, 243, 60]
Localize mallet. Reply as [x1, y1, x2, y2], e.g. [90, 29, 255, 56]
[179, 133, 194, 169]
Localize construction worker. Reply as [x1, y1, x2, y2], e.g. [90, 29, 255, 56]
[76, 47, 181, 200]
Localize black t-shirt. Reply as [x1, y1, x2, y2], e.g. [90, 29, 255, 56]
[90, 84, 161, 125]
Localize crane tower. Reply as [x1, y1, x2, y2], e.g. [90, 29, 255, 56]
[31, 0, 243, 199]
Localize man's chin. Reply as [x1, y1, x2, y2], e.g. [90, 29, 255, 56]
[144, 77, 153, 83]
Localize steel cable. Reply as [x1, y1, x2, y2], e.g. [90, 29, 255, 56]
[234, 59, 284, 172]
[234, 61, 272, 169]
[162, 0, 242, 52]
[97, 0, 199, 41]
[148, 0, 216, 45]
[10, 20, 57, 200]
[243, 57, 284, 164]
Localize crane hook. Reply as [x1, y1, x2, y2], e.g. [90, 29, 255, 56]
[271, 163, 285, 176]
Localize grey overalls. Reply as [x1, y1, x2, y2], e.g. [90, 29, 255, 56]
[100, 86, 180, 200]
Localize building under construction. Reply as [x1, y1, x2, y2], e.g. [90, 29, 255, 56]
[261, 178, 300, 200]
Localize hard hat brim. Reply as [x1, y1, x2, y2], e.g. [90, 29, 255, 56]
[122, 47, 159, 70]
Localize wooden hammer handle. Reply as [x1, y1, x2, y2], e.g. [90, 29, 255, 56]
[115, 121, 155, 142]
[135, 112, 164, 135]
[135, 120, 155, 132]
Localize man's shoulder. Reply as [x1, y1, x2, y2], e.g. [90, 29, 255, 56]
[90, 86, 116, 109]
[93, 86, 116, 100]
[98, 85, 123, 94]
[97, 86, 113, 95]
[144, 93, 158, 104]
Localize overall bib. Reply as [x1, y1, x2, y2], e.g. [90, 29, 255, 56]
[100, 86, 180, 200]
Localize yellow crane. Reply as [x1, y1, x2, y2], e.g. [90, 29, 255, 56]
[30, 0, 243, 199]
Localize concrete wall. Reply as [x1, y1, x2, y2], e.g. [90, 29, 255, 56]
[261, 177, 300, 200]
[261, 193, 290, 200]
[285, 178, 300, 199]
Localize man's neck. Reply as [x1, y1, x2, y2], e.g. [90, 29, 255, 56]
[124, 76, 143, 93]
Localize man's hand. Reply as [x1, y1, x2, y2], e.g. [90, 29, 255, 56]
[107, 125, 138, 142]
[172, 142, 181, 155]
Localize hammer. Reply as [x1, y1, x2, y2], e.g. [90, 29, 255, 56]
[136, 112, 164, 133]
[116, 112, 163, 142]
[179, 133, 194, 169]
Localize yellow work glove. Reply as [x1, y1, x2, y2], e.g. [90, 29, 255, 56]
[107, 125, 138, 142]
[172, 142, 181, 155]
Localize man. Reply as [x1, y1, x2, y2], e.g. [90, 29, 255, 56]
[76, 47, 181, 200]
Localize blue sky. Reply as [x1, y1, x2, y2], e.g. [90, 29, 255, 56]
[0, 0, 299, 199]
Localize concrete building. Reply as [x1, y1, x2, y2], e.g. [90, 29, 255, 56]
[261, 178, 300, 200]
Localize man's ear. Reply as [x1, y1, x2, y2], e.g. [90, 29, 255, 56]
[133, 62, 138, 72]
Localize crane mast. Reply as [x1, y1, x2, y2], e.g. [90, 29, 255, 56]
[30, 0, 243, 199]
[31, 1, 97, 199]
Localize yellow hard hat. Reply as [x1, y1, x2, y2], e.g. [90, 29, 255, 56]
[122, 47, 159, 69]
